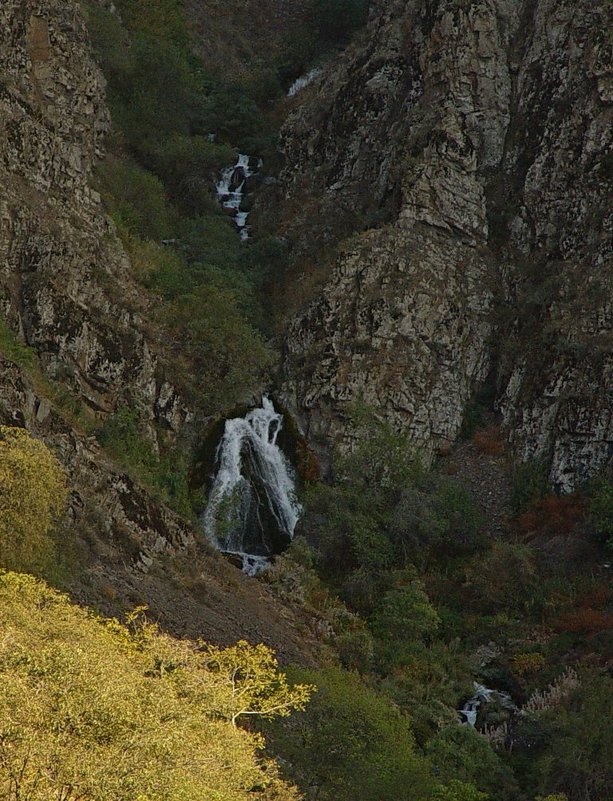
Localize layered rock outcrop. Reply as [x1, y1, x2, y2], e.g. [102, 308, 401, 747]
[277, 0, 612, 489]
[0, 0, 192, 564]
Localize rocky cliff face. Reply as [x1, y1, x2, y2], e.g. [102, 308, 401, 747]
[0, 0, 328, 663]
[0, 0, 193, 558]
[1, 0, 189, 434]
[277, 0, 612, 489]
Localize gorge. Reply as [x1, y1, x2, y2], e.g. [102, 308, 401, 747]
[0, 1, 611, 800]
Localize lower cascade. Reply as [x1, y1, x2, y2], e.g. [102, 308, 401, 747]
[459, 682, 517, 727]
[202, 397, 302, 575]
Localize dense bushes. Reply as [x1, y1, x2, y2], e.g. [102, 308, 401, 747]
[0, 572, 309, 801]
[165, 285, 275, 412]
[262, 666, 434, 801]
[279, 408, 612, 801]
[0, 427, 67, 574]
[97, 155, 173, 240]
[529, 673, 613, 801]
[302, 414, 484, 605]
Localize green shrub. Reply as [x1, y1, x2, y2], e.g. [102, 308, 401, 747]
[124, 236, 190, 296]
[432, 781, 489, 801]
[0, 318, 35, 367]
[166, 285, 274, 413]
[335, 627, 374, 671]
[465, 541, 539, 615]
[97, 155, 173, 240]
[84, 3, 133, 87]
[532, 672, 613, 801]
[95, 408, 192, 517]
[369, 580, 440, 646]
[262, 666, 433, 801]
[142, 134, 235, 216]
[511, 458, 549, 514]
[176, 215, 242, 273]
[96, 407, 157, 475]
[426, 725, 518, 800]
[113, 0, 189, 44]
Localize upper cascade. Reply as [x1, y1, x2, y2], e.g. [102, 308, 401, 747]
[202, 397, 302, 575]
[287, 67, 322, 97]
[216, 153, 262, 241]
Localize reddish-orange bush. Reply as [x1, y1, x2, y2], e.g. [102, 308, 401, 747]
[578, 586, 612, 610]
[473, 425, 505, 456]
[554, 608, 613, 634]
[518, 493, 585, 537]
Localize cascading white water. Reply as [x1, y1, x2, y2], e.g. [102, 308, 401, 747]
[215, 153, 262, 241]
[459, 682, 517, 726]
[202, 397, 302, 575]
[287, 67, 322, 97]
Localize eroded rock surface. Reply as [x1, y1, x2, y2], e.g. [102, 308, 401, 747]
[277, 0, 612, 488]
[0, 1, 193, 575]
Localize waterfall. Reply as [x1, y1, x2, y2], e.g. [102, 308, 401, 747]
[287, 67, 322, 97]
[215, 153, 262, 241]
[202, 397, 302, 575]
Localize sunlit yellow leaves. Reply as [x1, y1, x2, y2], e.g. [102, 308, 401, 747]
[0, 426, 67, 572]
[0, 572, 306, 801]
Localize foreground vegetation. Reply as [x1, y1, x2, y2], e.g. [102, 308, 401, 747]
[261, 416, 613, 801]
[0, 571, 310, 801]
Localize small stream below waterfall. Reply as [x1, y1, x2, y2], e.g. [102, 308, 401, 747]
[202, 397, 302, 575]
[459, 682, 517, 727]
[215, 153, 262, 241]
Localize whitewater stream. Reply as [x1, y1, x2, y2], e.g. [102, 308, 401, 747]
[215, 153, 261, 241]
[287, 67, 322, 97]
[459, 682, 517, 726]
[202, 397, 302, 575]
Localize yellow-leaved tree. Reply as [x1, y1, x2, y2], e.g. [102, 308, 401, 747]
[0, 425, 68, 572]
[0, 572, 311, 801]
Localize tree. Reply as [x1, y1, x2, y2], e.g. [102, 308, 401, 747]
[262, 666, 433, 801]
[432, 780, 489, 801]
[0, 426, 67, 573]
[425, 725, 518, 801]
[0, 572, 307, 801]
[369, 580, 440, 645]
[168, 284, 274, 412]
[194, 640, 312, 726]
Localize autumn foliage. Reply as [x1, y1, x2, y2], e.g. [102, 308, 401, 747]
[0, 572, 310, 801]
[472, 426, 505, 456]
[0, 426, 67, 572]
[517, 493, 585, 538]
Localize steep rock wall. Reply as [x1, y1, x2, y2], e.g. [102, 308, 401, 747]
[277, 0, 612, 489]
[0, 0, 193, 568]
[0, 0, 188, 433]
